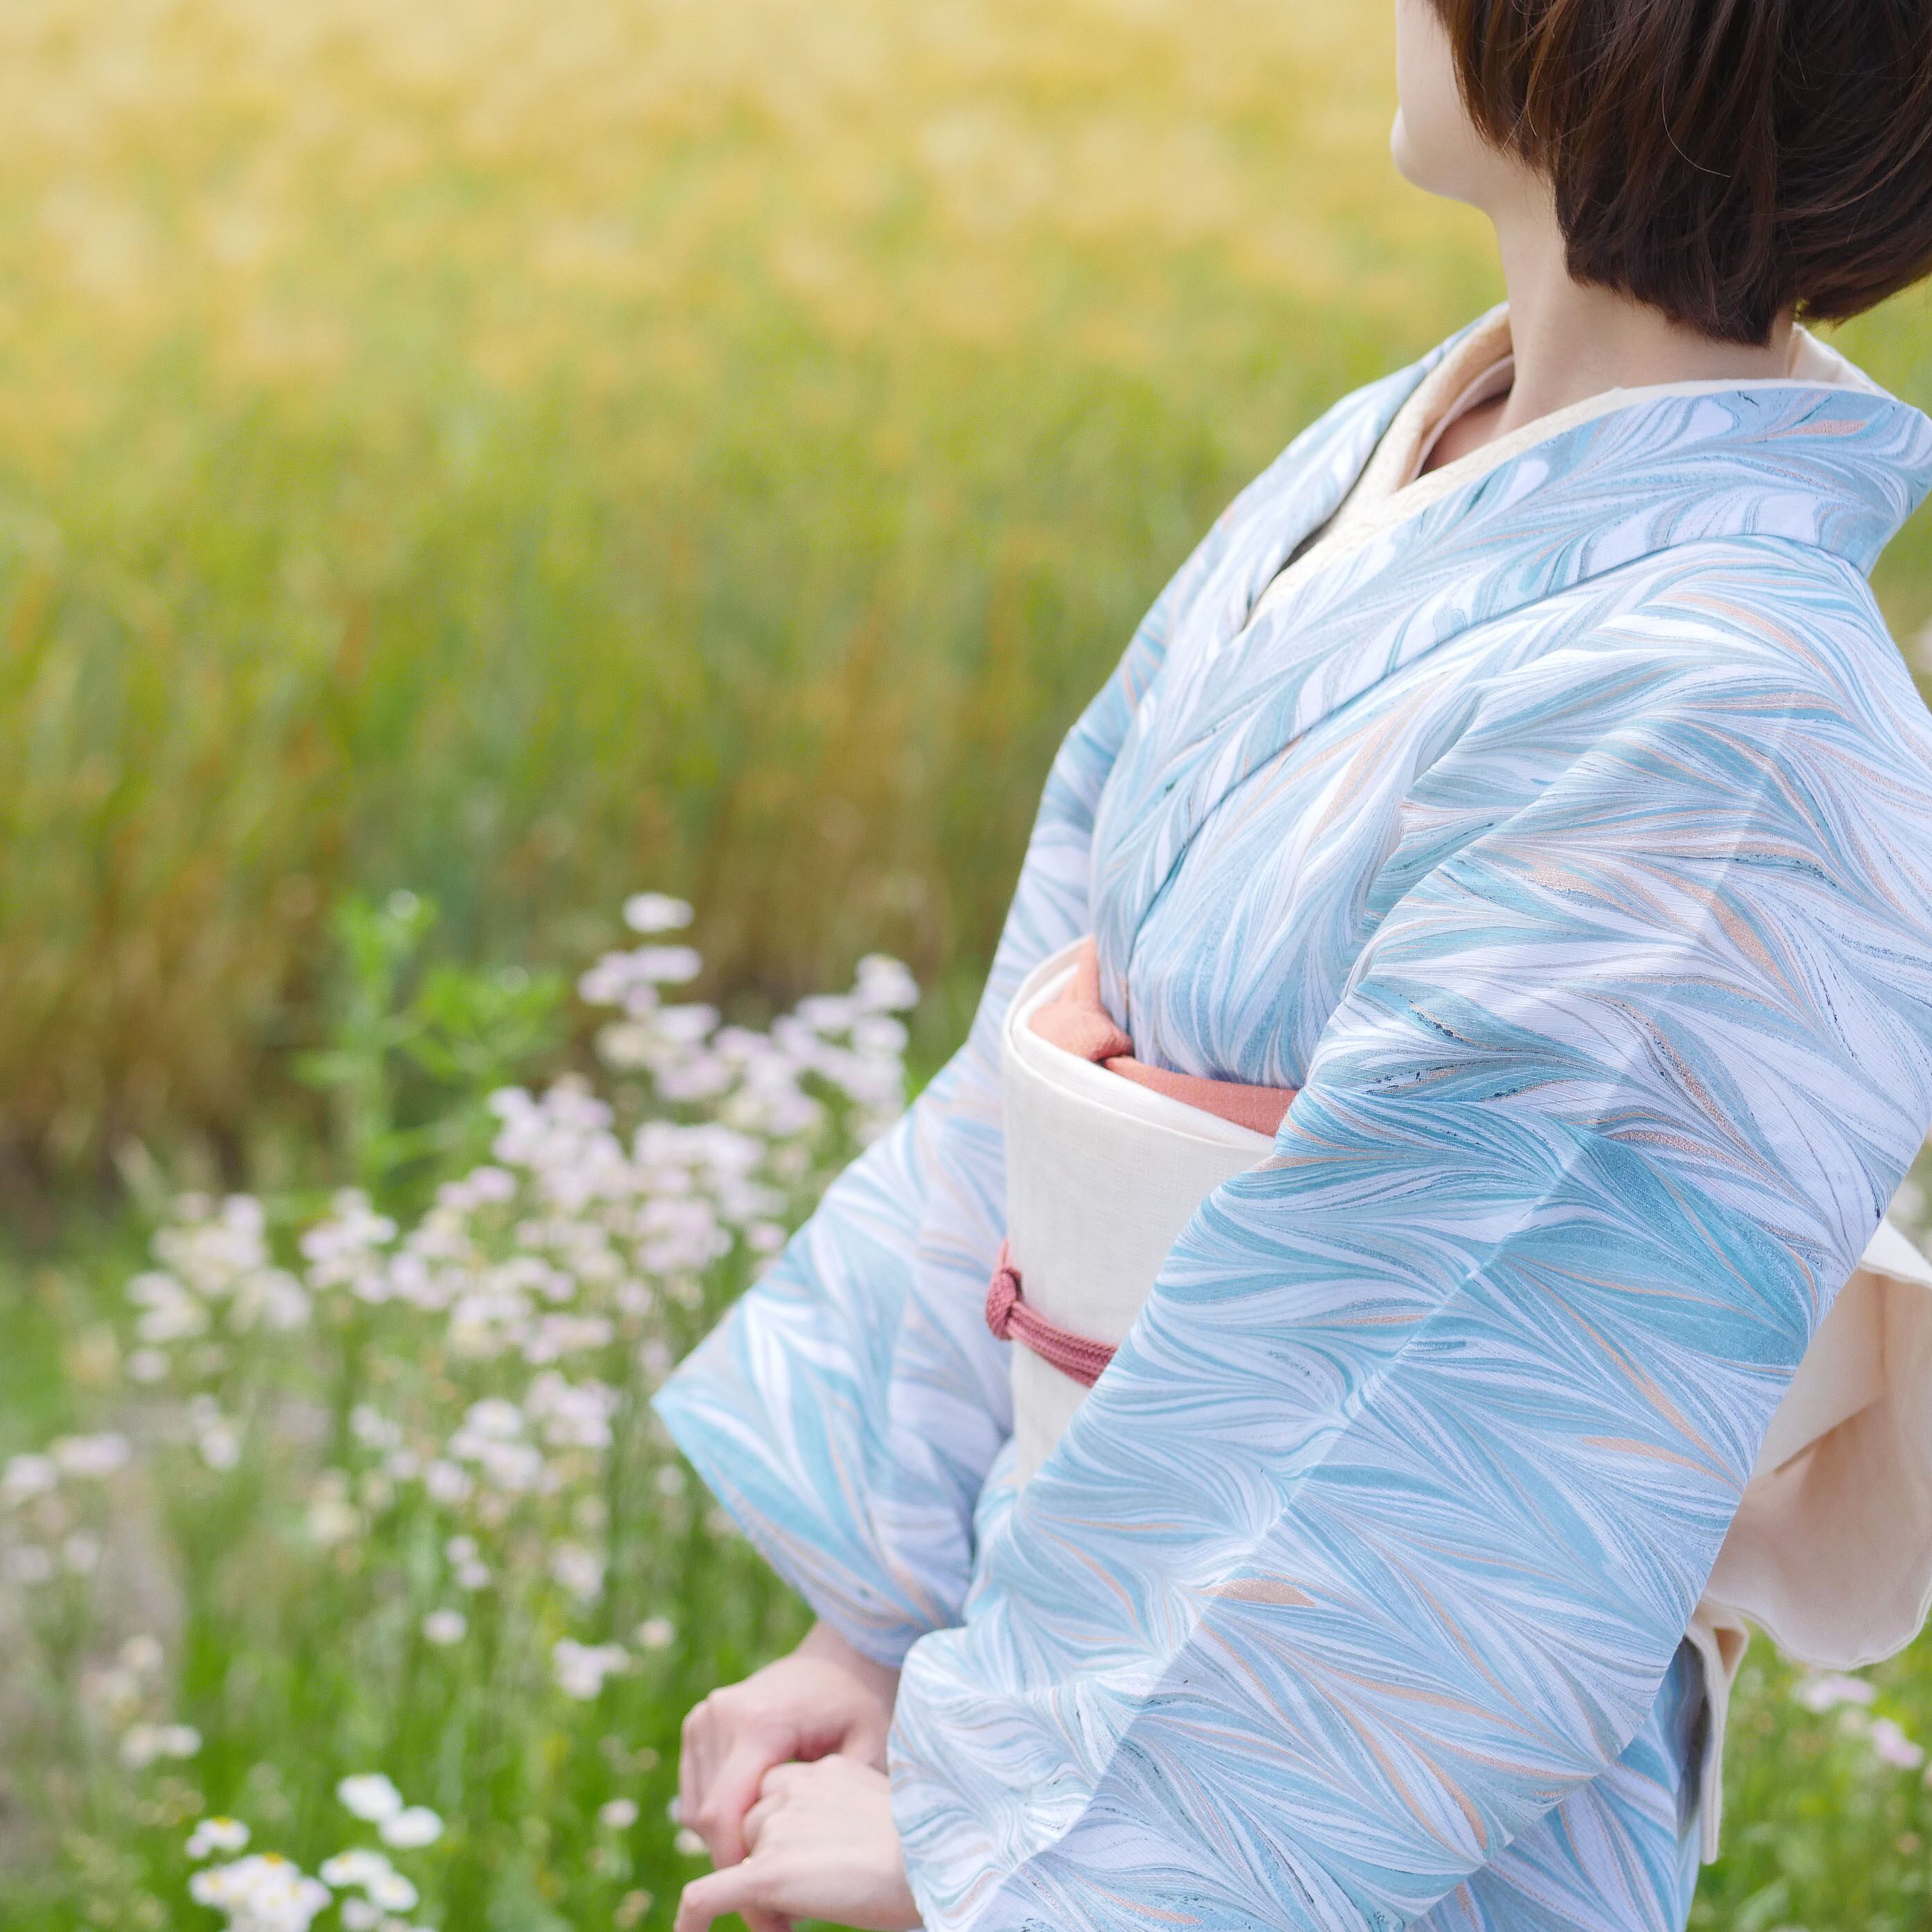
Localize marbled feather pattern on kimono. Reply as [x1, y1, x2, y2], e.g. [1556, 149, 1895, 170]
[659, 319, 1932, 1932]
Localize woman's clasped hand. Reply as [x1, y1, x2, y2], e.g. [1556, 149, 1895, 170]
[674, 1622, 921, 1932]
[673, 1754, 923, 1932]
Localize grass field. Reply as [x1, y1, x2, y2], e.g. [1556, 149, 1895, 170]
[6, 0, 1932, 1926]
[5, 0, 1926, 1173]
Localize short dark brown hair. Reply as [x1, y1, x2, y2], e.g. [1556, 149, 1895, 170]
[1432, 0, 1932, 346]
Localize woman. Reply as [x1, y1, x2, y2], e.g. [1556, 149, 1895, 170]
[659, 1, 1932, 1928]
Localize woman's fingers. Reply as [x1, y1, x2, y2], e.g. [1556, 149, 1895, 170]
[675, 1631, 904, 1871]
[673, 1865, 763, 1932]
[757, 1759, 808, 1797]
[696, 1742, 782, 1865]
[678, 1694, 718, 1842]
[677, 1756, 917, 1932]
[740, 1788, 779, 1853]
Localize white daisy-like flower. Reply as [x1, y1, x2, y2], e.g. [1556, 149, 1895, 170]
[1794, 1673, 1877, 1713]
[121, 1634, 164, 1675]
[320, 1849, 394, 1889]
[552, 1638, 629, 1701]
[631, 946, 702, 985]
[634, 1617, 676, 1652]
[599, 1798, 639, 1831]
[1871, 1717, 1926, 1770]
[548, 1543, 606, 1603]
[421, 1609, 467, 1647]
[856, 954, 920, 1013]
[189, 1852, 332, 1931]
[624, 893, 695, 934]
[119, 1723, 162, 1769]
[187, 1817, 251, 1859]
[1, 1452, 60, 1506]
[378, 1806, 443, 1850]
[366, 1869, 419, 1912]
[50, 1434, 131, 1479]
[336, 1772, 406, 1822]
[121, 1722, 200, 1769]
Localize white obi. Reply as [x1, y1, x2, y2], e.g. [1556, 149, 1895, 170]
[1000, 941, 1932, 1862]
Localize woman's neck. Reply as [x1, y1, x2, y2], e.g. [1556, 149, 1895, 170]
[1427, 180, 1796, 473]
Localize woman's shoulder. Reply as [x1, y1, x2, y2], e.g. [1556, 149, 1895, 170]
[1620, 537, 1924, 697]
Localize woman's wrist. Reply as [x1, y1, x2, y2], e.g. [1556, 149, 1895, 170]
[797, 1618, 902, 1707]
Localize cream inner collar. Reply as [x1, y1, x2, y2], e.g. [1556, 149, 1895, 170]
[1253, 308, 1876, 623]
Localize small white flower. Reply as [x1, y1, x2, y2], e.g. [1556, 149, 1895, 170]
[128, 1272, 209, 1344]
[624, 893, 695, 934]
[552, 1638, 629, 1701]
[367, 1870, 419, 1912]
[1, 1453, 60, 1505]
[121, 1722, 163, 1768]
[550, 1543, 606, 1603]
[422, 1609, 467, 1647]
[321, 1848, 395, 1888]
[51, 1433, 131, 1478]
[856, 954, 920, 1012]
[634, 1617, 676, 1652]
[307, 1495, 361, 1546]
[1795, 1672, 1878, 1712]
[351, 1406, 403, 1451]
[632, 946, 702, 985]
[121, 1720, 199, 1768]
[379, 1806, 443, 1849]
[337, 1772, 406, 1822]
[599, 1798, 639, 1830]
[1871, 1717, 1925, 1770]
[121, 1633, 164, 1675]
[461, 1398, 523, 1440]
[189, 1853, 332, 1931]
[423, 1460, 473, 1506]
[62, 1530, 103, 1573]
[340, 1901, 383, 1932]
[674, 1827, 708, 1857]
[187, 1816, 251, 1859]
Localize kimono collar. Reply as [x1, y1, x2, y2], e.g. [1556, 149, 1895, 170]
[1090, 310, 1932, 1017]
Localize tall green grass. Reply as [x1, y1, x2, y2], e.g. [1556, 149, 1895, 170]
[8, 0, 1924, 1171]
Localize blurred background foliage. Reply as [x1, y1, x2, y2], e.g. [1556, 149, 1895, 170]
[8, 0, 1923, 1183]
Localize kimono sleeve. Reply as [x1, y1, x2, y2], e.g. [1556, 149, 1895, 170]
[652, 521, 1219, 1663]
[886, 666, 1932, 1923]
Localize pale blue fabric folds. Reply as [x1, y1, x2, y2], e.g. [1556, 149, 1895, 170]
[657, 317, 1932, 1931]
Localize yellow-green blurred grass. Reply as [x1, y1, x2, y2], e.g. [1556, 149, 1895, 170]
[2, 0, 1929, 1167]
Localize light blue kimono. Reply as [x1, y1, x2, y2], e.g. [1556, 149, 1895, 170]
[656, 314, 1932, 1932]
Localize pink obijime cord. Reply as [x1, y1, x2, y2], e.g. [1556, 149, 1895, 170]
[984, 938, 1298, 1388]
